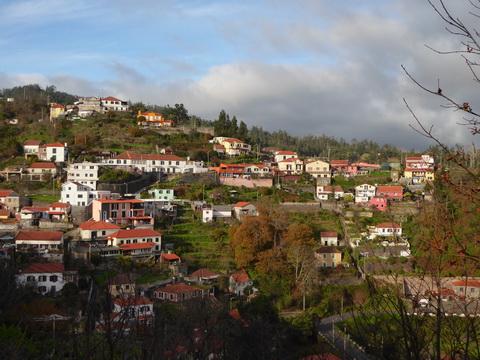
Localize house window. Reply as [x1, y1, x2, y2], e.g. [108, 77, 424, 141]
[38, 286, 47, 293]
[39, 275, 47, 282]
[323, 254, 326, 259]
[49, 275, 58, 282]
[331, 254, 335, 258]
[26, 276, 35, 282]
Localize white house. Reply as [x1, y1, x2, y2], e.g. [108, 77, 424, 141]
[107, 229, 162, 249]
[202, 205, 233, 223]
[61, 181, 114, 206]
[15, 231, 64, 252]
[17, 263, 77, 295]
[67, 162, 105, 189]
[369, 222, 403, 239]
[105, 151, 188, 174]
[101, 96, 130, 113]
[320, 231, 339, 246]
[38, 142, 68, 162]
[274, 151, 298, 163]
[316, 185, 345, 200]
[355, 184, 376, 203]
[229, 272, 254, 296]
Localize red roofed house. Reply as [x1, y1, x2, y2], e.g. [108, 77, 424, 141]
[154, 283, 204, 303]
[119, 242, 156, 257]
[137, 111, 174, 127]
[369, 222, 402, 239]
[331, 160, 349, 172]
[320, 232, 339, 246]
[229, 272, 254, 296]
[25, 162, 59, 180]
[213, 137, 251, 157]
[39, 142, 68, 162]
[106, 151, 187, 174]
[48, 202, 71, 221]
[213, 144, 226, 155]
[91, 198, 153, 228]
[452, 279, 480, 299]
[189, 268, 219, 285]
[209, 163, 248, 178]
[78, 220, 121, 242]
[314, 247, 342, 268]
[274, 150, 298, 163]
[15, 231, 64, 252]
[160, 252, 181, 265]
[376, 185, 403, 200]
[233, 202, 257, 220]
[101, 96, 129, 113]
[111, 296, 154, 326]
[16, 262, 77, 295]
[108, 228, 162, 250]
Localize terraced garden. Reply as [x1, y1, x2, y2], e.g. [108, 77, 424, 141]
[163, 220, 234, 272]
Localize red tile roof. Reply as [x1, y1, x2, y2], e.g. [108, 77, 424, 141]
[94, 198, 143, 204]
[102, 96, 122, 102]
[156, 283, 201, 295]
[39, 142, 65, 148]
[320, 232, 338, 238]
[50, 104, 64, 108]
[376, 222, 401, 229]
[113, 151, 184, 162]
[162, 253, 180, 260]
[27, 162, 57, 169]
[234, 202, 251, 208]
[50, 202, 70, 208]
[0, 190, 15, 197]
[21, 263, 64, 274]
[78, 221, 121, 230]
[452, 280, 480, 287]
[109, 229, 161, 239]
[114, 296, 152, 306]
[278, 157, 301, 163]
[16, 231, 63, 241]
[315, 247, 342, 254]
[231, 272, 250, 283]
[377, 186, 403, 193]
[191, 268, 218, 278]
[275, 151, 297, 155]
[24, 140, 42, 146]
[119, 242, 155, 250]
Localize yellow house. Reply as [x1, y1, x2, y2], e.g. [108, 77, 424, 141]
[137, 111, 174, 127]
[49, 103, 65, 122]
[305, 159, 331, 180]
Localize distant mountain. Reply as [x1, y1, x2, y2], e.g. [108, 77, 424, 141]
[1, 84, 80, 105]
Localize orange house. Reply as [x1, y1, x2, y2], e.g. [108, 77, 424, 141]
[137, 111, 174, 127]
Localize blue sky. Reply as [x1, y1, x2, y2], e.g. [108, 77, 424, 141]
[1, 0, 478, 150]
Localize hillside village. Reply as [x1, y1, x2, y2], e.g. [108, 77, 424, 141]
[0, 92, 479, 359]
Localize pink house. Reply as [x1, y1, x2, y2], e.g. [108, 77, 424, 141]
[91, 199, 153, 227]
[370, 196, 388, 211]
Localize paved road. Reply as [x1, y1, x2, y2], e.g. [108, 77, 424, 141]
[316, 314, 374, 360]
